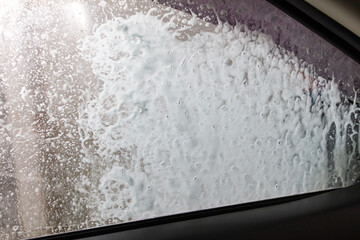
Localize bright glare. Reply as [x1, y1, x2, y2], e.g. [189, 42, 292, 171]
[63, 2, 89, 30]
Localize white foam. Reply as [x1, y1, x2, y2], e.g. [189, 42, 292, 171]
[78, 11, 358, 222]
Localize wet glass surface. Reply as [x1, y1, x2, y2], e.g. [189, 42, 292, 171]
[0, 0, 360, 239]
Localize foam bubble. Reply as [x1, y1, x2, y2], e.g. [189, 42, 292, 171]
[78, 11, 359, 222]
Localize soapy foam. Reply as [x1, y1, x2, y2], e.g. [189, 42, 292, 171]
[78, 12, 359, 222]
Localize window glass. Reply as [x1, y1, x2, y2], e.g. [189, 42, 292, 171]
[1, 0, 360, 238]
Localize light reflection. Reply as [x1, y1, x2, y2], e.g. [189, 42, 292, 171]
[63, 1, 89, 32]
[0, 0, 21, 41]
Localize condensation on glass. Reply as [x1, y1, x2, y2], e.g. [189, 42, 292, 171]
[0, 0, 360, 239]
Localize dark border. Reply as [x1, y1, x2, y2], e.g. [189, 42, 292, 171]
[30, 188, 333, 239]
[266, 0, 360, 65]
[32, 184, 360, 240]
[31, 189, 331, 239]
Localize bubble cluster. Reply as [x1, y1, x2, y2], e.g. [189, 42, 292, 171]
[78, 12, 360, 222]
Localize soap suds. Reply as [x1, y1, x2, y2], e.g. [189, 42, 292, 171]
[78, 12, 359, 222]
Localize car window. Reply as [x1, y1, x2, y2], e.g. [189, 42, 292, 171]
[1, 0, 360, 239]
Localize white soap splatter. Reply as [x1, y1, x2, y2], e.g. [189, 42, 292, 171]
[98, 1, 107, 8]
[78, 12, 359, 222]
